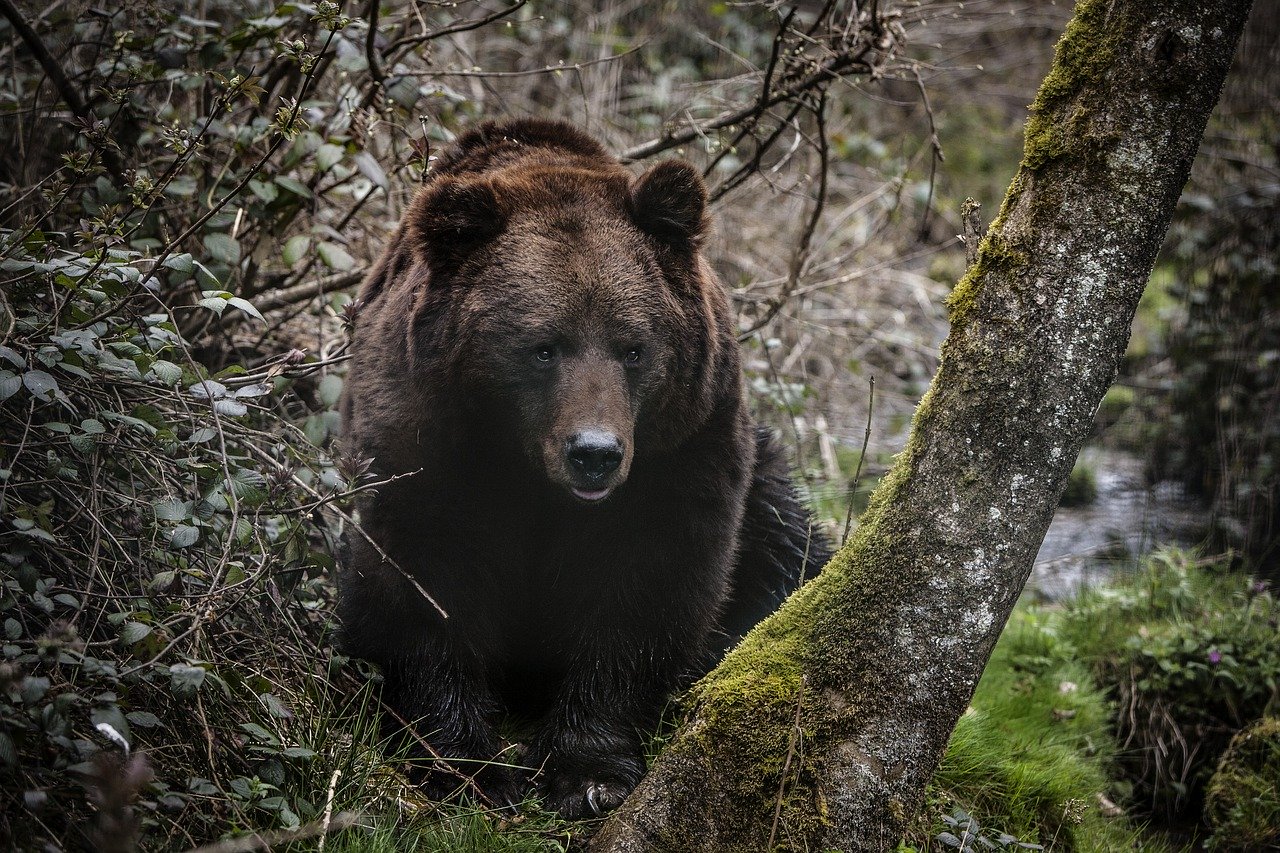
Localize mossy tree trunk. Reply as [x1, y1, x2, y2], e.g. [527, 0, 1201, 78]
[591, 1, 1252, 851]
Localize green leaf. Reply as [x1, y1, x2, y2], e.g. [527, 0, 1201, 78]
[127, 711, 161, 728]
[233, 382, 271, 399]
[239, 722, 277, 743]
[149, 570, 178, 590]
[189, 379, 227, 399]
[187, 427, 217, 444]
[23, 369, 59, 401]
[227, 297, 264, 322]
[80, 418, 106, 434]
[0, 345, 24, 367]
[203, 232, 241, 265]
[164, 253, 195, 273]
[153, 498, 192, 522]
[228, 467, 268, 500]
[274, 176, 312, 198]
[316, 142, 344, 171]
[354, 151, 388, 190]
[165, 177, 198, 197]
[281, 746, 316, 760]
[258, 692, 292, 719]
[213, 398, 248, 417]
[248, 179, 279, 203]
[0, 370, 21, 401]
[282, 235, 311, 267]
[198, 296, 228, 315]
[121, 622, 152, 644]
[150, 360, 184, 384]
[316, 241, 355, 271]
[21, 676, 50, 704]
[18, 525, 56, 543]
[169, 525, 200, 549]
[169, 663, 206, 697]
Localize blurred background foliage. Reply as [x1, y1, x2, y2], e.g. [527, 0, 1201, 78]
[0, 0, 1275, 850]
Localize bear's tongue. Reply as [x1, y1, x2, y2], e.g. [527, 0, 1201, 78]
[571, 487, 610, 503]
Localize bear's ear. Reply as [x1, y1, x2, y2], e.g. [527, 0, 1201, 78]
[407, 177, 505, 270]
[630, 160, 707, 246]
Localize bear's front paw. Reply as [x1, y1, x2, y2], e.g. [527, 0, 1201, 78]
[543, 775, 634, 819]
[535, 753, 643, 819]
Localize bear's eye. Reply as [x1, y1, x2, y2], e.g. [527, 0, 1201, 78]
[534, 345, 558, 365]
[623, 347, 642, 367]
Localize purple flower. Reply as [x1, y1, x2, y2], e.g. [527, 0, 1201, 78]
[1208, 649, 1223, 665]
[1252, 581, 1268, 595]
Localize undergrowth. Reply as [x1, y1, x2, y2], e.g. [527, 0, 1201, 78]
[902, 607, 1157, 853]
[1058, 549, 1280, 820]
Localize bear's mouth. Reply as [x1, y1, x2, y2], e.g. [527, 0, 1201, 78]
[570, 486, 612, 503]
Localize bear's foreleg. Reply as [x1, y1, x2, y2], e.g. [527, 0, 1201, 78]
[338, 537, 526, 809]
[376, 637, 527, 808]
[527, 543, 732, 818]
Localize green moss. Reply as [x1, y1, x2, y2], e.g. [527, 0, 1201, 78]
[1021, 0, 1118, 172]
[674, 393, 940, 849]
[1204, 717, 1280, 850]
[946, 0, 1138, 331]
[946, 229, 1030, 325]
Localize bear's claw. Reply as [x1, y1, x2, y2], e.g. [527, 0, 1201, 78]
[575, 780, 630, 818]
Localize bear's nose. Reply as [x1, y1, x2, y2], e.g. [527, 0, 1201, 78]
[567, 430, 623, 480]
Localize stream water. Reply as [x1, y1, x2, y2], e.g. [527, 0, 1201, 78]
[1028, 447, 1206, 600]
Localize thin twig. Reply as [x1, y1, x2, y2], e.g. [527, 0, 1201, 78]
[364, 0, 384, 88]
[841, 377, 876, 546]
[738, 95, 830, 341]
[621, 29, 886, 163]
[387, 0, 529, 54]
[768, 674, 807, 851]
[912, 66, 944, 240]
[406, 46, 642, 79]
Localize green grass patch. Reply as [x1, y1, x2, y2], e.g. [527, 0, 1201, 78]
[904, 607, 1159, 852]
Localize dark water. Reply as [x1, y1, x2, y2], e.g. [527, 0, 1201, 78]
[1029, 448, 1205, 600]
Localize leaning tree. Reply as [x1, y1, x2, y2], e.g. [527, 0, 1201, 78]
[591, 1, 1254, 850]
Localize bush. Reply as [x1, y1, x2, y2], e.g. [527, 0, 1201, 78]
[0, 183, 361, 849]
[1203, 716, 1280, 850]
[1058, 549, 1280, 819]
[0, 3, 385, 847]
[0, 0, 926, 847]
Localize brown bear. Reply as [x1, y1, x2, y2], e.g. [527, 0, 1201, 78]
[338, 118, 829, 818]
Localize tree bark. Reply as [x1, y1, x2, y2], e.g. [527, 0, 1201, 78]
[591, 1, 1253, 850]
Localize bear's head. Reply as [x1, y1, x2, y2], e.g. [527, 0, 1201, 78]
[403, 139, 727, 504]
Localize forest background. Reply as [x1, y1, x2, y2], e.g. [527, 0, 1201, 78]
[0, 0, 1276, 850]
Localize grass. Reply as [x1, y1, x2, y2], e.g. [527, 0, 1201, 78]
[911, 607, 1163, 852]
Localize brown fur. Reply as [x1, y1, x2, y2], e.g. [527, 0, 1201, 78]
[338, 118, 827, 817]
